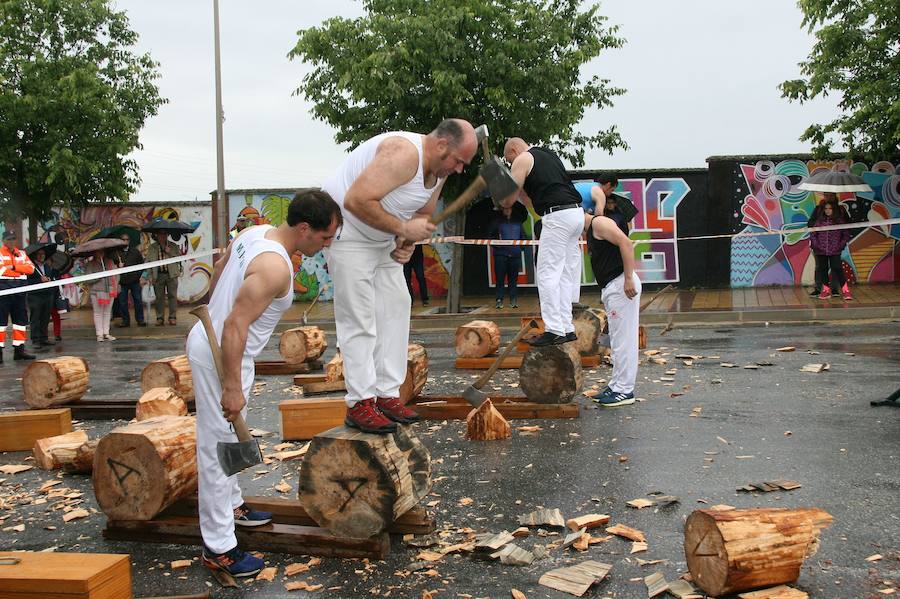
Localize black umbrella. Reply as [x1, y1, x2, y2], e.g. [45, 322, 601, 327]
[71, 237, 127, 257]
[24, 242, 57, 260]
[92, 225, 140, 247]
[607, 193, 639, 221]
[141, 218, 197, 234]
[797, 170, 872, 193]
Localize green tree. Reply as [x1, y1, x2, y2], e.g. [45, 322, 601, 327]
[0, 0, 166, 235]
[289, 0, 627, 171]
[779, 0, 900, 159]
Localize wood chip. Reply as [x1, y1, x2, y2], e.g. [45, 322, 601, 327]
[737, 585, 808, 599]
[720, 362, 737, 368]
[62, 508, 89, 522]
[517, 425, 542, 434]
[800, 363, 829, 373]
[255, 566, 277, 581]
[562, 528, 585, 549]
[606, 523, 646, 542]
[518, 507, 565, 528]
[565, 514, 610, 531]
[274, 480, 292, 493]
[627, 498, 655, 509]
[511, 590, 527, 599]
[285, 562, 310, 576]
[284, 580, 323, 592]
[776, 346, 796, 352]
[865, 554, 883, 562]
[458, 497, 474, 506]
[538, 560, 613, 596]
[491, 543, 534, 566]
[0, 464, 33, 475]
[3, 524, 25, 532]
[416, 550, 444, 562]
[690, 406, 702, 417]
[667, 578, 702, 598]
[644, 572, 668, 597]
[170, 559, 192, 570]
[275, 448, 307, 461]
[630, 541, 648, 554]
[512, 527, 530, 537]
[475, 531, 515, 552]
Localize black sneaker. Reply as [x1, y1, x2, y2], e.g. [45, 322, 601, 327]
[562, 332, 578, 343]
[527, 331, 566, 346]
[233, 504, 273, 527]
[808, 288, 821, 297]
[495, 299, 503, 309]
[201, 546, 264, 578]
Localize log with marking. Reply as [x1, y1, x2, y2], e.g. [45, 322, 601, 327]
[22, 356, 90, 408]
[279, 326, 327, 364]
[141, 355, 194, 402]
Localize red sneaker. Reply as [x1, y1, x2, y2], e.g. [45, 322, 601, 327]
[376, 396, 421, 424]
[345, 398, 397, 434]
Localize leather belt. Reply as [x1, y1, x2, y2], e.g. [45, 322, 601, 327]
[543, 203, 581, 215]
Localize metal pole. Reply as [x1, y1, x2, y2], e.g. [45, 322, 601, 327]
[213, 0, 227, 248]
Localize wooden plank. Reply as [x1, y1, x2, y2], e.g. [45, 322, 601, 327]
[255, 360, 322, 376]
[409, 395, 579, 420]
[298, 380, 347, 394]
[67, 398, 195, 421]
[0, 551, 131, 598]
[0, 408, 72, 452]
[458, 354, 600, 369]
[292, 373, 330, 385]
[103, 515, 389, 559]
[279, 398, 346, 440]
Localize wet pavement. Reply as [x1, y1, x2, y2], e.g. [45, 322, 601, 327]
[1, 321, 898, 598]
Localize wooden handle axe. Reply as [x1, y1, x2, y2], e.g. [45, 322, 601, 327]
[462, 319, 537, 407]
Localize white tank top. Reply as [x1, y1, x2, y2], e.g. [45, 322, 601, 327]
[186, 225, 293, 370]
[321, 131, 441, 242]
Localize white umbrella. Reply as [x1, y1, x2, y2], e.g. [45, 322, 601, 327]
[797, 170, 872, 193]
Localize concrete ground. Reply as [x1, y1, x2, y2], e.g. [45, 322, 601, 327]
[0, 320, 898, 598]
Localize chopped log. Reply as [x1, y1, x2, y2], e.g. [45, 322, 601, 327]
[455, 320, 501, 358]
[519, 343, 584, 404]
[32, 430, 89, 470]
[279, 326, 327, 364]
[63, 439, 99, 474]
[398, 344, 428, 404]
[21, 356, 90, 408]
[566, 514, 611, 531]
[0, 408, 72, 452]
[135, 387, 188, 421]
[684, 507, 833, 597]
[141, 355, 193, 402]
[391, 424, 432, 500]
[465, 399, 511, 441]
[93, 416, 197, 521]
[298, 424, 431, 539]
[572, 309, 606, 356]
[325, 351, 344, 382]
[639, 324, 647, 350]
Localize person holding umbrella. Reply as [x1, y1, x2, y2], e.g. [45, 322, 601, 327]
[25, 244, 60, 350]
[145, 219, 189, 326]
[115, 232, 146, 327]
[0, 230, 36, 362]
[83, 247, 120, 342]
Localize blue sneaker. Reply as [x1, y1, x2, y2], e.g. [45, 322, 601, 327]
[201, 545, 264, 577]
[595, 390, 635, 407]
[233, 504, 273, 527]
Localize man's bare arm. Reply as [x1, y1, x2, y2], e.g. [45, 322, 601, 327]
[499, 152, 534, 209]
[590, 186, 607, 215]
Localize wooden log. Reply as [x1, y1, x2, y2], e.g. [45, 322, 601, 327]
[465, 399, 511, 441]
[63, 439, 99, 474]
[392, 424, 432, 500]
[21, 356, 90, 408]
[135, 387, 188, 421]
[0, 408, 72, 452]
[398, 343, 428, 405]
[300, 380, 347, 395]
[32, 430, 89, 470]
[93, 416, 197, 521]
[325, 351, 344, 382]
[279, 326, 327, 364]
[298, 424, 431, 539]
[684, 507, 834, 597]
[572, 309, 606, 356]
[519, 343, 584, 404]
[141, 355, 193, 402]
[455, 320, 501, 358]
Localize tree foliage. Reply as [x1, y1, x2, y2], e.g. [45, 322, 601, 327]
[0, 0, 166, 227]
[289, 0, 626, 172]
[779, 0, 900, 159]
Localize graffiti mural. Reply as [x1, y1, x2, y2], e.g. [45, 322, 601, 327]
[26, 203, 214, 305]
[729, 160, 899, 286]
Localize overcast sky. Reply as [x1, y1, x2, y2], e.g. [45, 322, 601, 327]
[114, 0, 841, 203]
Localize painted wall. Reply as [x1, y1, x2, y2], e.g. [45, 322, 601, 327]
[25, 203, 214, 306]
[711, 157, 900, 287]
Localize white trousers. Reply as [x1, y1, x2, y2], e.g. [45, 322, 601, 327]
[90, 296, 113, 337]
[569, 234, 583, 304]
[536, 208, 585, 335]
[327, 238, 411, 407]
[187, 341, 253, 554]
[601, 272, 642, 394]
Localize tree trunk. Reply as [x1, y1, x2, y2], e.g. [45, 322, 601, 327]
[279, 326, 327, 364]
[466, 399, 511, 440]
[325, 351, 344, 382]
[93, 416, 197, 521]
[22, 356, 90, 408]
[141, 355, 194, 402]
[455, 320, 501, 358]
[398, 344, 429, 404]
[298, 424, 431, 539]
[572, 309, 606, 356]
[519, 343, 584, 403]
[32, 430, 89, 470]
[136, 387, 188, 421]
[684, 507, 834, 597]
[63, 439, 99, 474]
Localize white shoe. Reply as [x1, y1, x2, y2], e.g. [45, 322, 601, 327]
[97, 336, 104, 342]
[104, 335, 116, 341]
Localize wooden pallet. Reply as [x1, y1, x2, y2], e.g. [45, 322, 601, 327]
[455, 354, 600, 369]
[408, 395, 579, 420]
[67, 398, 196, 420]
[295, 379, 347, 394]
[255, 359, 323, 376]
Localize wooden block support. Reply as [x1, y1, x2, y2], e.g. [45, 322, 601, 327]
[279, 398, 347, 440]
[298, 380, 347, 395]
[684, 507, 833, 597]
[33, 430, 89, 470]
[519, 343, 584, 404]
[141, 355, 193, 402]
[466, 399, 511, 441]
[0, 551, 132, 599]
[399, 344, 428, 404]
[455, 320, 501, 358]
[325, 351, 344, 382]
[0, 408, 72, 452]
[279, 326, 327, 364]
[22, 356, 90, 408]
[135, 387, 188, 421]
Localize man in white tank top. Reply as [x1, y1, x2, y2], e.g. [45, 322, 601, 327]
[322, 118, 477, 433]
[185, 189, 340, 578]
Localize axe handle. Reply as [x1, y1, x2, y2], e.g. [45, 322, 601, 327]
[639, 284, 673, 312]
[302, 284, 326, 322]
[473, 319, 537, 391]
[188, 305, 253, 443]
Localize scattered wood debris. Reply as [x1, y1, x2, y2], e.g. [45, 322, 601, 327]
[720, 362, 737, 368]
[491, 543, 534, 566]
[737, 480, 801, 493]
[538, 560, 612, 597]
[284, 580, 323, 592]
[512, 527, 530, 538]
[475, 531, 515, 552]
[274, 480, 292, 493]
[800, 363, 829, 373]
[572, 532, 591, 552]
[562, 529, 585, 550]
[285, 562, 311, 576]
[737, 585, 808, 599]
[458, 497, 474, 507]
[517, 425, 542, 435]
[255, 566, 277, 581]
[0, 464, 33, 475]
[170, 559, 192, 570]
[565, 514, 610, 531]
[606, 523, 646, 542]
[631, 541, 648, 554]
[644, 572, 668, 597]
[865, 554, 883, 562]
[776, 346, 796, 352]
[518, 507, 565, 528]
[511, 590, 527, 599]
[690, 406, 702, 417]
[62, 508, 89, 522]
[667, 578, 703, 598]
[627, 498, 655, 509]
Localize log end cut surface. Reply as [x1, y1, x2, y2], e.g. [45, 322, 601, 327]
[519, 343, 583, 404]
[22, 356, 89, 408]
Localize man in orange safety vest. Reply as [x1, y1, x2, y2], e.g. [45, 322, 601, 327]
[0, 230, 36, 362]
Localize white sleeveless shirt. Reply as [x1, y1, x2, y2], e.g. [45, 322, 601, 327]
[321, 131, 441, 242]
[186, 225, 293, 370]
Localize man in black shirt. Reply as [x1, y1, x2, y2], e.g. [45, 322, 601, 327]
[116, 234, 146, 327]
[502, 138, 584, 346]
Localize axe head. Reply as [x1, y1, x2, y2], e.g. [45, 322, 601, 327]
[474, 124, 489, 144]
[217, 438, 262, 477]
[480, 156, 518, 202]
[462, 383, 488, 408]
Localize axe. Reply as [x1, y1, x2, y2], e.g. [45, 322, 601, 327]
[189, 304, 262, 477]
[462, 319, 537, 407]
[301, 283, 328, 326]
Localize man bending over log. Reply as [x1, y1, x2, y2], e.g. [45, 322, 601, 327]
[186, 189, 341, 577]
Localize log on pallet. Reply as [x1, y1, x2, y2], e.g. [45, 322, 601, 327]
[466, 399, 511, 441]
[573, 309, 607, 356]
[455, 354, 600, 370]
[455, 320, 501, 358]
[409, 395, 580, 420]
[520, 343, 584, 404]
[33, 430, 89, 470]
[684, 507, 833, 597]
[141, 355, 193, 402]
[93, 416, 197, 521]
[399, 344, 428, 404]
[63, 439, 99, 474]
[279, 326, 327, 364]
[22, 356, 90, 408]
[255, 359, 322, 376]
[136, 387, 188, 421]
[0, 408, 72, 452]
[298, 424, 432, 539]
[325, 351, 343, 382]
[0, 551, 131, 599]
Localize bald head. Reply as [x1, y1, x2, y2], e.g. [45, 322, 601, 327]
[503, 137, 530, 162]
[426, 118, 477, 179]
